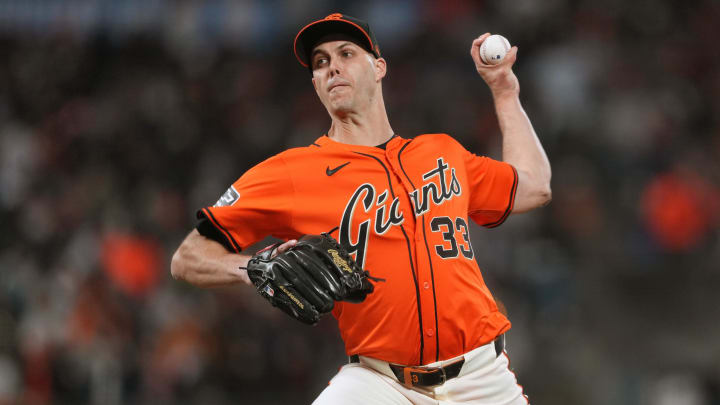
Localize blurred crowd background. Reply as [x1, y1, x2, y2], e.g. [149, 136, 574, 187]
[0, 0, 719, 404]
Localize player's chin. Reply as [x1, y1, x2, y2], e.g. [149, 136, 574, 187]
[327, 99, 354, 115]
[328, 89, 351, 103]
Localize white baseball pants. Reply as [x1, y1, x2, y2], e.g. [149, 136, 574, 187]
[313, 341, 529, 404]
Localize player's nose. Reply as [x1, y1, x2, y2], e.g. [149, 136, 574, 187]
[328, 58, 342, 77]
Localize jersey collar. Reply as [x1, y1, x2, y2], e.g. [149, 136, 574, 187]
[314, 134, 405, 154]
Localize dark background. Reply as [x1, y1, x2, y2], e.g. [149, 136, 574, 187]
[0, 1, 719, 404]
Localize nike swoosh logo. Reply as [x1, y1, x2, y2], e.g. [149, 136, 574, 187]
[326, 162, 351, 176]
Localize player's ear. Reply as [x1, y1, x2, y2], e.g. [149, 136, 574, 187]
[374, 57, 387, 81]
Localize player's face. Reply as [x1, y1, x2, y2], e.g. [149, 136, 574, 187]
[311, 38, 385, 116]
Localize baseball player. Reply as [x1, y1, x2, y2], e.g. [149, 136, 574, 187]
[171, 13, 551, 404]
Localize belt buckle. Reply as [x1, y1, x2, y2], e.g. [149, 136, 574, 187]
[403, 365, 446, 388]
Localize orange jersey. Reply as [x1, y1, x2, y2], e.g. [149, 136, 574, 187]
[199, 134, 517, 366]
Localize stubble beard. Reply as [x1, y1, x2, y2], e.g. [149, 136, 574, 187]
[327, 91, 355, 117]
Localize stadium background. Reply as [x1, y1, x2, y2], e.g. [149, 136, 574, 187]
[0, 0, 718, 404]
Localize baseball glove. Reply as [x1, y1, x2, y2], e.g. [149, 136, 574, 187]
[246, 233, 379, 325]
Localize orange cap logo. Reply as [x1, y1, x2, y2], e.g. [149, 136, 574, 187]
[325, 13, 343, 20]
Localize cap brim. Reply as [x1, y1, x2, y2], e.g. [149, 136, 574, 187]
[294, 18, 376, 68]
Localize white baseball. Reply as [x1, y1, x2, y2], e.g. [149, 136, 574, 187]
[479, 34, 511, 65]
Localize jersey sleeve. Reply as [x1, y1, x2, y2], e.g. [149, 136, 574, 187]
[196, 154, 295, 252]
[462, 146, 518, 228]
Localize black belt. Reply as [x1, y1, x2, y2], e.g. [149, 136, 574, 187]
[349, 334, 505, 388]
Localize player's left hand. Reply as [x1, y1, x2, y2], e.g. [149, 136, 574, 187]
[274, 239, 298, 255]
[246, 233, 379, 325]
[470, 33, 520, 98]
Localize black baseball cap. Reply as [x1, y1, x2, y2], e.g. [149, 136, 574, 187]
[294, 13, 381, 68]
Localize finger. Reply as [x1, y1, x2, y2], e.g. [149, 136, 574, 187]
[469, 33, 491, 61]
[477, 46, 517, 71]
[500, 46, 518, 67]
[471, 32, 491, 48]
[276, 239, 298, 254]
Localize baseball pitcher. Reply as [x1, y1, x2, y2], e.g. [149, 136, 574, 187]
[171, 13, 551, 404]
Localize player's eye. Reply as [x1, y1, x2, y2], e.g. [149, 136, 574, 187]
[313, 57, 328, 68]
[341, 50, 353, 57]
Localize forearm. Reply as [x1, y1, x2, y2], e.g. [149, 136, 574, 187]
[494, 93, 550, 183]
[171, 229, 251, 287]
[491, 92, 551, 211]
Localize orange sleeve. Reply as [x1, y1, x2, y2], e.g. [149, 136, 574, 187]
[463, 150, 518, 228]
[196, 155, 295, 252]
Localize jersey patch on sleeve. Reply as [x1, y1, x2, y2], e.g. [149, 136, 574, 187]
[214, 186, 240, 207]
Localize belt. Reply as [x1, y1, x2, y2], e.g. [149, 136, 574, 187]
[349, 334, 506, 388]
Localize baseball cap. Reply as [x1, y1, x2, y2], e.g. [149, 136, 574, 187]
[294, 13, 381, 68]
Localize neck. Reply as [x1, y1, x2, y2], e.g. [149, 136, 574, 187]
[327, 96, 394, 147]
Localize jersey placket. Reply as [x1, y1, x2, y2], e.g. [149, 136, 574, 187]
[385, 142, 440, 365]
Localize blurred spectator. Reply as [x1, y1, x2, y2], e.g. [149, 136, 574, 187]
[641, 166, 720, 253]
[101, 233, 162, 299]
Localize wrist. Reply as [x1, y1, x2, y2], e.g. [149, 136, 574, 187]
[232, 254, 252, 285]
[237, 268, 251, 285]
[491, 88, 520, 102]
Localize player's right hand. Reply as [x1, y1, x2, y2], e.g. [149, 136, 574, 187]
[470, 33, 519, 98]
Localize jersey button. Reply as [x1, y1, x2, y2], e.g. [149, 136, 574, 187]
[426, 329, 434, 337]
[423, 282, 430, 290]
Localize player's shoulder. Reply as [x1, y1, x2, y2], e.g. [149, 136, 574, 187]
[242, 145, 305, 172]
[413, 133, 455, 142]
[237, 145, 316, 183]
[409, 133, 466, 150]
[271, 141, 326, 164]
[255, 141, 333, 173]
